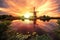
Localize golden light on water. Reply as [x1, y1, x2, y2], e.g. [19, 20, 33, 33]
[24, 19, 31, 23]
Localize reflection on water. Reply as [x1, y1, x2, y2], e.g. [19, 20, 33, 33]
[10, 19, 58, 33]
[24, 19, 33, 24]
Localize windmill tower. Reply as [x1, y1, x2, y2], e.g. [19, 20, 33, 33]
[33, 7, 37, 31]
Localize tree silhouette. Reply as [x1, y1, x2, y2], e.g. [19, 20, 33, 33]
[0, 15, 20, 21]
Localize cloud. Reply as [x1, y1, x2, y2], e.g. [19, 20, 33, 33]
[56, 0, 60, 12]
[0, 0, 60, 16]
[0, 0, 8, 8]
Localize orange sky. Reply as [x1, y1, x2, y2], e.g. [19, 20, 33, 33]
[0, 0, 60, 17]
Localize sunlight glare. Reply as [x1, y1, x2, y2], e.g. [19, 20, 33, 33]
[24, 12, 31, 18]
[23, 12, 32, 23]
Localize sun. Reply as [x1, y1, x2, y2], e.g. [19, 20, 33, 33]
[23, 12, 32, 23]
[24, 12, 31, 18]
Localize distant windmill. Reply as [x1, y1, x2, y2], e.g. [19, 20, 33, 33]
[33, 7, 37, 29]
